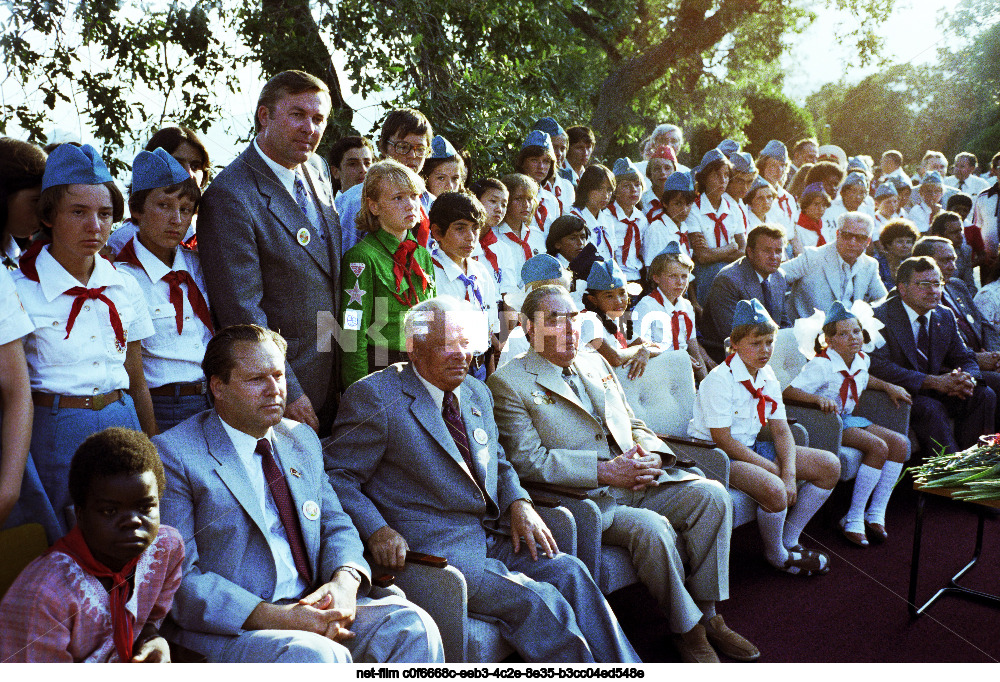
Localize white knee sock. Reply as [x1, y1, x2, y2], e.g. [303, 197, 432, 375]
[866, 460, 904, 525]
[757, 506, 789, 566]
[844, 464, 881, 524]
[783, 483, 832, 549]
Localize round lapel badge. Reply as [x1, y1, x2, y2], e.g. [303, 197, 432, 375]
[297, 227, 311, 246]
[474, 427, 489, 445]
[302, 500, 320, 521]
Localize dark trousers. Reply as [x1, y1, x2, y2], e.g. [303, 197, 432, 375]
[911, 383, 996, 455]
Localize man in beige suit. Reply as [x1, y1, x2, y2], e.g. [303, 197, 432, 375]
[487, 285, 758, 663]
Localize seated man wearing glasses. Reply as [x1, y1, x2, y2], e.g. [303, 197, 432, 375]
[870, 256, 996, 456]
[781, 212, 888, 323]
[336, 108, 435, 254]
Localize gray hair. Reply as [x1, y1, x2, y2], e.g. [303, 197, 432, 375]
[520, 285, 574, 326]
[641, 123, 683, 158]
[836, 211, 874, 236]
[404, 296, 489, 354]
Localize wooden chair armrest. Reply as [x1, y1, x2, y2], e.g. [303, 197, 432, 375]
[783, 397, 819, 410]
[660, 434, 717, 449]
[522, 481, 591, 500]
[531, 494, 561, 508]
[405, 551, 448, 569]
[167, 639, 208, 663]
[373, 574, 396, 588]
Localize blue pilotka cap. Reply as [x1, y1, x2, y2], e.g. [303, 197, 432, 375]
[731, 298, 771, 330]
[874, 183, 898, 200]
[841, 172, 868, 190]
[532, 117, 566, 139]
[429, 135, 459, 159]
[921, 171, 944, 185]
[42, 143, 113, 191]
[824, 300, 857, 327]
[658, 242, 682, 256]
[748, 176, 772, 194]
[847, 156, 871, 175]
[759, 140, 788, 165]
[696, 148, 727, 173]
[131, 147, 190, 193]
[586, 259, 627, 291]
[664, 171, 695, 193]
[729, 151, 755, 175]
[717, 139, 741, 158]
[522, 130, 553, 152]
[612, 157, 641, 178]
[521, 254, 563, 286]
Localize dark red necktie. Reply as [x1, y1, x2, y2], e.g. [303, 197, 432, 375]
[839, 369, 861, 407]
[621, 216, 641, 263]
[534, 202, 548, 231]
[777, 194, 792, 218]
[646, 199, 664, 224]
[548, 182, 564, 215]
[671, 310, 693, 350]
[161, 270, 214, 335]
[256, 438, 312, 585]
[479, 230, 501, 274]
[505, 228, 535, 260]
[65, 286, 127, 352]
[391, 238, 429, 307]
[707, 212, 729, 244]
[414, 205, 431, 247]
[442, 391, 487, 497]
[739, 380, 778, 425]
[797, 213, 826, 246]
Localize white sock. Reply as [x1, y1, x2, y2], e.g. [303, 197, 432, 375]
[866, 460, 904, 525]
[844, 464, 881, 525]
[783, 483, 833, 548]
[758, 506, 789, 566]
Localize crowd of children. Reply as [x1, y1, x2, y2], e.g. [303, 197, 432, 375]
[2, 107, 1000, 662]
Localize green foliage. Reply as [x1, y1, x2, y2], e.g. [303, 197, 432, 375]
[743, 88, 815, 157]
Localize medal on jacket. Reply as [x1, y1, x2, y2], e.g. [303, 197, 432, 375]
[474, 428, 489, 444]
[302, 500, 320, 520]
[297, 228, 311, 246]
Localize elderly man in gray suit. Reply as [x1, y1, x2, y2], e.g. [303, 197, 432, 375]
[701, 224, 791, 362]
[325, 297, 640, 663]
[781, 212, 887, 322]
[154, 325, 443, 663]
[198, 70, 342, 435]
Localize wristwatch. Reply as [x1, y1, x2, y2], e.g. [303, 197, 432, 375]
[335, 566, 364, 584]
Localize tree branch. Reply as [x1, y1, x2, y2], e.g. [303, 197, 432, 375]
[563, 6, 622, 62]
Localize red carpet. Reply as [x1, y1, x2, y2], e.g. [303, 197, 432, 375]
[606, 476, 1000, 662]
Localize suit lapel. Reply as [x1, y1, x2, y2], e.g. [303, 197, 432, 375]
[578, 362, 607, 419]
[271, 426, 318, 576]
[245, 145, 333, 278]
[822, 247, 843, 299]
[890, 298, 926, 370]
[526, 350, 585, 411]
[302, 160, 341, 274]
[460, 384, 498, 508]
[929, 307, 948, 372]
[204, 413, 271, 540]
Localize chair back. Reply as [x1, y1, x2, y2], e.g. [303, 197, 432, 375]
[769, 327, 809, 389]
[614, 350, 695, 436]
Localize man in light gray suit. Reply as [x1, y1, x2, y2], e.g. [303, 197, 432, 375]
[154, 325, 443, 663]
[782, 211, 887, 322]
[701, 224, 791, 362]
[198, 71, 342, 435]
[325, 297, 640, 663]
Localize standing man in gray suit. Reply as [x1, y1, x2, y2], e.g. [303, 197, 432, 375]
[154, 325, 444, 663]
[781, 212, 887, 322]
[701, 224, 791, 362]
[325, 297, 640, 663]
[198, 71, 342, 434]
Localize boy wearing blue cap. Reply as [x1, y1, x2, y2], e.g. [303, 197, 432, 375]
[873, 182, 899, 231]
[822, 172, 871, 242]
[908, 171, 945, 233]
[114, 148, 213, 430]
[582, 259, 662, 379]
[784, 301, 911, 545]
[608, 158, 649, 283]
[429, 191, 500, 379]
[644, 171, 698, 263]
[632, 244, 712, 381]
[13, 143, 156, 534]
[688, 150, 746, 304]
[532, 117, 576, 215]
[689, 299, 840, 575]
[516, 130, 561, 232]
[421, 135, 466, 199]
[757, 140, 798, 238]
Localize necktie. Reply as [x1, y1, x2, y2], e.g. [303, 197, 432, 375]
[838, 369, 861, 407]
[294, 170, 321, 235]
[842, 264, 855, 301]
[759, 275, 773, 314]
[161, 270, 214, 335]
[797, 213, 826, 246]
[479, 230, 501, 277]
[548, 182, 564, 214]
[391, 239, 430, 307]
[916, 314, 930, 372]
[534, 202, 548, 231]
[562, 365, 582, 399]
[777, 194, 792, 218]
[415, 205, 431, 248]
[50, 525, 140, 662]
[671, 310, 693, 350]
[442, 391, 486, 496]
[621, 216, 641, 264]
[64, 286, 127, 352]
[739, 380, 779, 425]
[707, 212, 729, 244]
[457, 272, 484, 309]
[256, 438, 312, 585]
[505, 228, 534, 260]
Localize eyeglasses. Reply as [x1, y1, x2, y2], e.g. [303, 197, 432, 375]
[388, 140, 429, 158]
[837, 230, 870, 243]
[911, 280, 944, 291]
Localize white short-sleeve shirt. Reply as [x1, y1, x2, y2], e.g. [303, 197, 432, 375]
[0, 267, 33, 345]
[570, 206, 618, 263]
[688, 351, 786, 447]
[431, 250, 501, 337]
[113, 238, 213, 388]
[790, 349, 870, 417]
[608, 202, 649, 281]
[686, 193, 746, 249]
[534, 187, 559, 233]
[631, 289, 696, 349]
[475, 232, 519, 298]
[13, 246, 154, 394]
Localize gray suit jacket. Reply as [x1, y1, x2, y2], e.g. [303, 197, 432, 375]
[701, 257, 790, 362]
[154, 411, 369, 637]
[781, 243, 887, 322]
[324, 364, 529, 596]
[944, 278, 1000, 352]
[197, 143, 343, 410]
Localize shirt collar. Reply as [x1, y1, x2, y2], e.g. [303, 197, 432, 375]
[133, 238, 189, 283]
[902, 300, 927, 325]
[218, 414, 274, 459]
[432, 248, 467, 282]
[655, 288, 680, 311]
[253, 138, 297, 197]
[36, 245, 123, 302]
[727, 351, 764, 386]
[412, 364, 460, 412]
